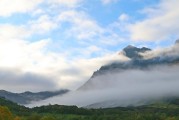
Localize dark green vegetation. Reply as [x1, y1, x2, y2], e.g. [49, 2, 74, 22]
[1, 97, 179, 120]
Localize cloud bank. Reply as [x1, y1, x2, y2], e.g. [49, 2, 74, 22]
[28, 64, 179, 108]
[140, 41, 179, 59]
[27, 42, 179, 108]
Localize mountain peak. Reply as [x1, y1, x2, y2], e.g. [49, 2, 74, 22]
[125, 45, 136, 49]
[123, 45, 151, 59]
[175, 39, 179, 44]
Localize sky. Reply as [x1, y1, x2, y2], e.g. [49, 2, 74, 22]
[0, 0, 179, 92]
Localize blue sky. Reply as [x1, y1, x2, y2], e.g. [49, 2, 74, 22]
[0, 0, 179, 92]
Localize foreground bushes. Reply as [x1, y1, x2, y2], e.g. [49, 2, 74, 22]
[0, 106, 20, 120]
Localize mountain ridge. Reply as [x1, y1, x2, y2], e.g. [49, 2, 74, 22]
[79, 40, 179, 91]
[0, 89, 69, 105]
[122, 45, 151, 59]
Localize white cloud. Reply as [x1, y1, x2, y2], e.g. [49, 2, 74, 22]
[29, 15, 57, 34]
[0, 38, 71, 90]
[0, 24, 129, 91]
[31, 9, 45, 16]
[47, 0, 82, 8]
[57, 10, 104, 40]
[140, 42, 179, 60]
[118, 13, 129, 21]
[101, 0, 119, 5]
[128, 0, 179, 41]
[0, 16, 57, 38]
[0, 0, 82, 17]
[56, 10, 124, 46]
[0, 24, 30, 40]
[0, 39, 50, 68]
[0, 0, 43, 17]
[0, 1, 124, 91]
[70, 20, 102, 40]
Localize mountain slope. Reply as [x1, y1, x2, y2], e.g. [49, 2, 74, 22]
[0, 89, 69, 105]
[75, 40, 179, 108]
[79, 40, 179, 91]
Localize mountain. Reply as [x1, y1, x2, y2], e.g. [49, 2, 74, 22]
[122, 45, 151, 59]
[175, 39, 179, 44]
[79, 40, 179, 91]
[77, 40, 179, 108]
[0, 89, 69, 105]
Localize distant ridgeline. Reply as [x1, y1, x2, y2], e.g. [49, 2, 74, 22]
[0, 89, 69, 105]
[96, 41, 179, 76]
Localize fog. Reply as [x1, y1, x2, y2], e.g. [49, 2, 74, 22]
[28, 64, 179, 108]
[140, 42, 179, 60]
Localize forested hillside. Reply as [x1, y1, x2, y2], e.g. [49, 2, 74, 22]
[1, 97, 179, 120]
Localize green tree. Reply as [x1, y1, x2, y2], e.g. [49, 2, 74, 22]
[27, 114, 41, 120]
[13, 116, 21, 120]
[40, 115, 55, 120]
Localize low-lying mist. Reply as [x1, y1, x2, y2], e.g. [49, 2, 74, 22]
[28, 64, 179, 108]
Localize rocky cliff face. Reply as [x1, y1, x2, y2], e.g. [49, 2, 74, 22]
[122, 45, 151, 59]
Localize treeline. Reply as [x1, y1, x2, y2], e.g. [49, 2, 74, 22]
[1, 97, 179, 120]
